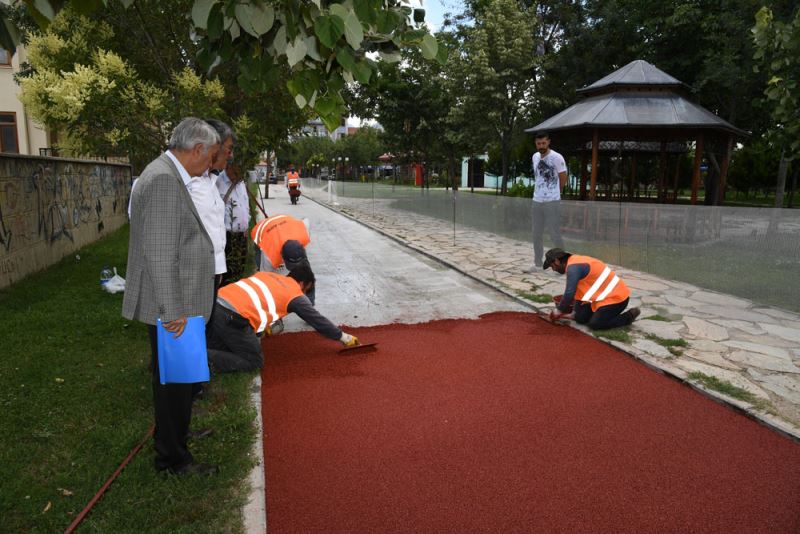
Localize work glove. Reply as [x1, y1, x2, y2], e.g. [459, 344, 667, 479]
[549, 309, 574, 322]
[266, 319, 284, 336]
[552, 294, 574, 313]
[340, 332, 359, 347]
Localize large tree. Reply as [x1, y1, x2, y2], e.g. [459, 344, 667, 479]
[447, 0, 541, 194]
[17, 8, 226, 171]
[2, 0, 443, 132]
[753, 5, 800, 208]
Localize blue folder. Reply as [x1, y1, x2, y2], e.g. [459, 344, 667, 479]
[157, 316, 210, 385]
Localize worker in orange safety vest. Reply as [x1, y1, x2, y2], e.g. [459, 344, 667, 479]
[251, 214, 310, 271]
[207, 263, 359, 372]
[543, 248, 640, 330]
[286, 165, 300, 189]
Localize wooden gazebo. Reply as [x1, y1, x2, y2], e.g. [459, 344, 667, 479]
[526, 60, 747, 204]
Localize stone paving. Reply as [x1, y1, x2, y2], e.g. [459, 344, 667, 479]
[303, 183, 800, 440]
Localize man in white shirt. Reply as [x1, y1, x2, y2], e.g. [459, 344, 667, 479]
[187, 119, 235, 292]
[215, 161, 251, 284]
[530, 131, 567, 271]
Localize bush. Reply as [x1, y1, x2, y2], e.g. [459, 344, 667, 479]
[507, 181, 533, 198]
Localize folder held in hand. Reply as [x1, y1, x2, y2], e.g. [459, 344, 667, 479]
[157, 316, 210, 385]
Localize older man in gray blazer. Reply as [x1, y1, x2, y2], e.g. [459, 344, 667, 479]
[123, 117, 220, 475]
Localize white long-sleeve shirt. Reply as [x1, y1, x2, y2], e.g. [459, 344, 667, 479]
[186, 172, 227, 275]
[215, 170, 250, 233]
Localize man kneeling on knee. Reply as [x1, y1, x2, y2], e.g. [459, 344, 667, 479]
[207, 263, 358, 372]
[543, 248, 640, 330]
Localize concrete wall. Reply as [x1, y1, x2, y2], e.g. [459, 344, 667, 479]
[0, 44, 51, 156]
[0, 154, 131, 288]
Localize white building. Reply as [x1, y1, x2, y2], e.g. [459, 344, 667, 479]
[0, 45, 51, 155]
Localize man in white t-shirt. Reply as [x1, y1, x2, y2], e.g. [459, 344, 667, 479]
[530, 131, 567, 271]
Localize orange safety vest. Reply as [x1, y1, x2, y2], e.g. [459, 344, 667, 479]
[250, 215, 310, 269]
[218, 272, 304, 334]
[568, 255, 630, 311]
[287, 171, 300, 187]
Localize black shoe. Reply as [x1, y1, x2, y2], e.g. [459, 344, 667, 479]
[626, 307, 641, 324]
[192, 383, 209, 401]
[168, 462, 219, 476]
[186, 428, 214, 441]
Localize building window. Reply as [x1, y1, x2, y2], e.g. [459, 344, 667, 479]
[0, 48, 11, 66]
[0, 112, 20, 153]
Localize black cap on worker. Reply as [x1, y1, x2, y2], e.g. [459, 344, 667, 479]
[543, 248, 569, 270]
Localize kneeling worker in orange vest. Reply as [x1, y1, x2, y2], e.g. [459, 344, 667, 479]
[251, 213, 313, 303]
[543, 248, 640, 330]
[207, 263, 358, 372]
[251, 214, 310, 272]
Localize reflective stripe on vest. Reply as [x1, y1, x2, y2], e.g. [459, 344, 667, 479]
[218, 272, 304, 333]
[250, 215, 310, 269]
[569, 255, 630, 311]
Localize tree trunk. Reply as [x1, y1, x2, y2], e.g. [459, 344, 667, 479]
[788, 165, 798, 208]
[767, 150, 790, 236]
[774, 151, 789, 208]
[500, 130, 510, 196]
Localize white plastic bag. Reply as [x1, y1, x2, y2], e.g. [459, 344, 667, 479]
[103, 267, 126, 294]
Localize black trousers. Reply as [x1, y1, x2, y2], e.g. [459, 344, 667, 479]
[148, 325, 194, 471]
[574, 298, 631, 330]
[207, 304, 263, 373]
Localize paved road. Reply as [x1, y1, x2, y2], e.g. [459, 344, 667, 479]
[245, 184, 527, 533]
[259, 184, 527, 333]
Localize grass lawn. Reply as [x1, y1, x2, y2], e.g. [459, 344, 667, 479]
[0, 225, 258, 533]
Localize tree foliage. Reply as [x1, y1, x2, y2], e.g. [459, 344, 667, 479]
[753, 5, 800, 159]
[14, 1, 308, 171]
[18, 9, 225, 171]
[2, 0, 443, 132]
[447, 0, 540, 194]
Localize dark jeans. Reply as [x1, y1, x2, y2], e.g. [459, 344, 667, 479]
[148, 325, 194, 471]
[207, 304, 263, 373]
[574, 298, 631, 330]
[532, 200, 563, 265]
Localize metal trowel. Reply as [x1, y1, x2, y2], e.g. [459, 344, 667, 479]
[338, 342, 379, 355]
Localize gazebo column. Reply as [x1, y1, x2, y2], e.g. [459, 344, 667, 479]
[580, 150, 588, 200]
[672, 155, 681, 203]
[657, 140, 667, 202]
[590, 129, 599, 200]
[717, 135, 734, 205]
[691, 134, 704, 205]
[630, 153, 637, 200]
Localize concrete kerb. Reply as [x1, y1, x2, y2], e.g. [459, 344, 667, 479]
[308, 195, 800, 445]
[243, 375, 267, 533]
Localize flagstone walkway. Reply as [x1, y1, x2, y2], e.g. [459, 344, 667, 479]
[303, 183, 800, 440]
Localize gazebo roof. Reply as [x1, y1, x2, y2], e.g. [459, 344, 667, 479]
[526, 60, 747, 137]
[577, 59, 686, 94]
[528, 91, 746, 136]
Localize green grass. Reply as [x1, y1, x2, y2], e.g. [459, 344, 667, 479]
[0, 226, 257, 533]
[643, 314, 671, 322]
[645, 334, 688, 356]
[517, 291, 552, 303]
[687, 372, 777, 414]
[593, 329, 633, 343]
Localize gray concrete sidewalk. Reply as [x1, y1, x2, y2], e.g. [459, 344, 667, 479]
[302, 181, 800, 440]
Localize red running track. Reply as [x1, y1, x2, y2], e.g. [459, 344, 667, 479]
[261, 311, 800, 533]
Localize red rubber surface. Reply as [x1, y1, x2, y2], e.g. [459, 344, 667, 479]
[261, 311, 800, 533]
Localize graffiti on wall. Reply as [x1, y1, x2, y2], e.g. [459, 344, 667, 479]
[0, 156, 131, 284]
